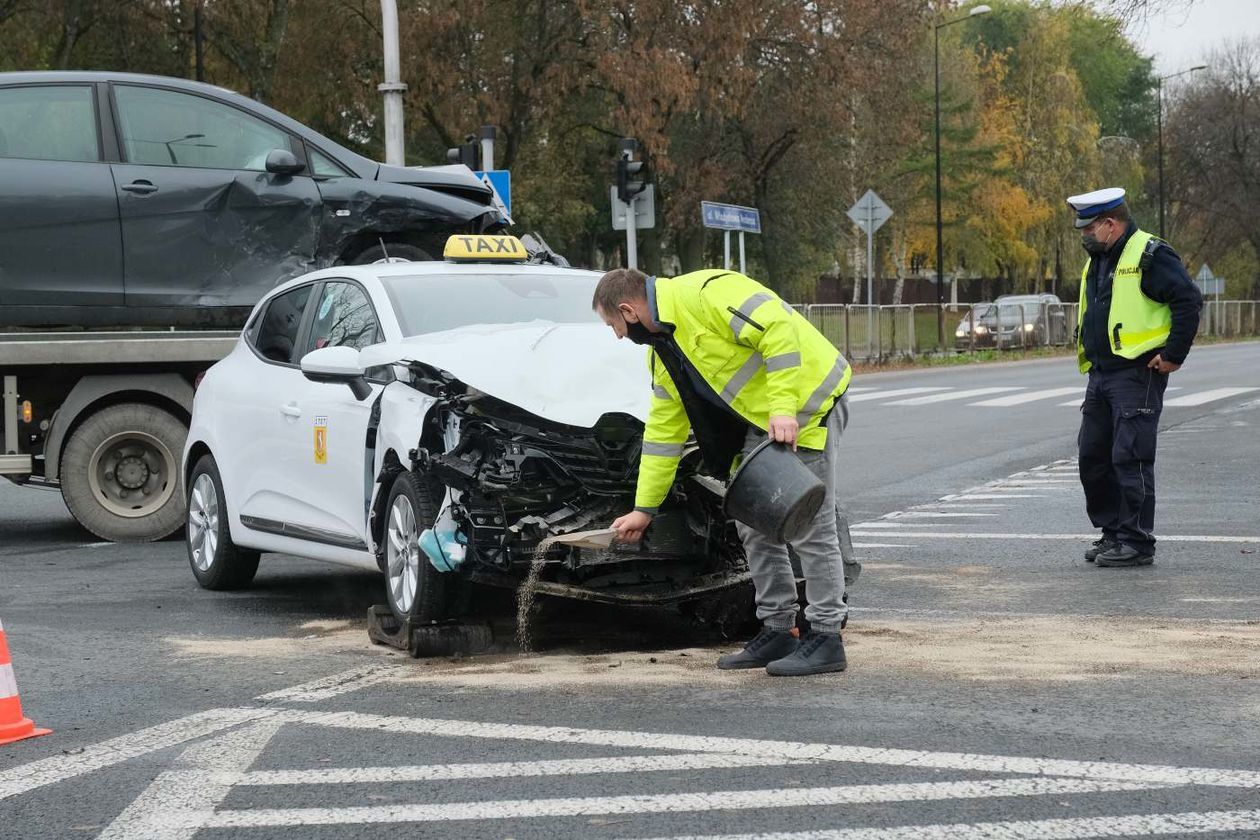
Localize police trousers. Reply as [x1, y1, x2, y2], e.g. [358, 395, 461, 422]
[1078, 365, 1168, 553]
[736, 395, 853, 634]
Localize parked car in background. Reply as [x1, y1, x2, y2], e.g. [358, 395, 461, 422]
[0, 71, 505, 329]
[990, 293, 1065, 349]
[954, 302, 997, 350]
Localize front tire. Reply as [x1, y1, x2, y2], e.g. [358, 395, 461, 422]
[186, 454, 260, 590]
[60, 403, 187, 542]
[382, 471, 447, 623]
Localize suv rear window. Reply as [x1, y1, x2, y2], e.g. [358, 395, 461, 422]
[0, 85, 98, 162]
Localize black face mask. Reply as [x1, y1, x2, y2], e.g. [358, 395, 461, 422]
[1081, 232, 1108, 255]
[622, 316, 655, 345]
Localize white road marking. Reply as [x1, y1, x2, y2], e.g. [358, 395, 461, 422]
[649, 807, 1260, 840]
[852, 522, 955, 529]
[241, 753, 810, 786]
[205, 778, 1161, 827]
[885, 387, 1025, 406]
[970, 387, 1084, 407]
[268, 708, 1260, 788]
[97, 719, 284, 840]
[1163, 387, 1260, 407]
[881, 512, 998, 519]
[847, 531, 1260, 544]
[946, 494, 1046, 500]
[256, 664, 400, 703]
[846, 387, 950, 402]
[0, 707, 276, 801]
[852, 543, 914, 548]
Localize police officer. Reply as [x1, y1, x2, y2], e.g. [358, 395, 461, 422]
[1068, 187, 1202, 567]
[592, 267, 855, 676]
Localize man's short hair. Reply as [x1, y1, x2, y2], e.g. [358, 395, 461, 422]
[1094, 204, 1132, 225]
[592, 268, 648, 313]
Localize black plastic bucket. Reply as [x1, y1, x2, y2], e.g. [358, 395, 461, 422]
[723, 439, 826, 543]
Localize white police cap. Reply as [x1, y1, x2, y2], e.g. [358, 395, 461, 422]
[1066, 187, 1126, 228]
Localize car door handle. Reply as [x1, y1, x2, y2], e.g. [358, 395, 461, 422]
[120, 180, 159, 195]
[280, 403, 302, 418]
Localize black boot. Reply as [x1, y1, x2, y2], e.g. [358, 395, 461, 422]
[765, 630, 847, 676]
[716, 627, 800, 670]
[1096, 543, 1154, 567]
[1084, 537, 1118, 562]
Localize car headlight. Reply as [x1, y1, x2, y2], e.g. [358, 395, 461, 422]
[1024, 323, 1035, 332]
[955, 330, 966, 338]
[974, 325, 988, 335]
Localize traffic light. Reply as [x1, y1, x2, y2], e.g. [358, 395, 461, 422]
[446, 135, 479, 168]
[616, 137, 648, 204]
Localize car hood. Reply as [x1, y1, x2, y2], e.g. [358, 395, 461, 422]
[375, 162, 492, 196]
[359, 321, 651, 428]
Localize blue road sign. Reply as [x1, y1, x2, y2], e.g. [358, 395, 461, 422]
[701, 201, 761, 234]
[473, 169, 511, 219]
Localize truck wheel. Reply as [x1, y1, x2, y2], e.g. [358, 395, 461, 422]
[381, 471, 447, 624]
[350, 243, 431, 264]
[186, 454, 260, 590]
[60, 403, 186, 542]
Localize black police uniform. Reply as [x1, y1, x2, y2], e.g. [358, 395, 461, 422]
[1078, 221, 1202, 557]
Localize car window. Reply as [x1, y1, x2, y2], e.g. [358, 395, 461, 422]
[252, 285, 313, 364]
[308, 148, 350, 177]
[114, 85, 294, 170]
[0, 85, 98, 162]
[307, 282, 381, 353]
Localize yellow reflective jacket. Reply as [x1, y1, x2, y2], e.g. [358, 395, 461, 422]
[1076, 228, 1172, 373]
[635, 269, 852, 513]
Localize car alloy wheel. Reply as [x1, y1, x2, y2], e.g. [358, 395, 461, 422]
[187, 472, 219, 572]
[386, 494, 421, 616]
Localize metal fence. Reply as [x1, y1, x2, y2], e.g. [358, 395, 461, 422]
[792, 301, 1260, 363]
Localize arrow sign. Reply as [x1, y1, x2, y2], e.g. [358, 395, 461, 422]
[847, 189, 892, 235]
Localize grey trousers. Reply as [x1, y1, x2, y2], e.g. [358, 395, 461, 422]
[735, 395, 854, 634]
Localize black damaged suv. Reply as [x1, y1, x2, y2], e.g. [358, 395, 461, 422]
[0, 72, 505, 328]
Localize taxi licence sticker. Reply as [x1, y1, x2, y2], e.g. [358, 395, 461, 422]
[314, 416, 328, 464]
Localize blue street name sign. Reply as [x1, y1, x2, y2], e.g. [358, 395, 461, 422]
[701, 201, 761, 234]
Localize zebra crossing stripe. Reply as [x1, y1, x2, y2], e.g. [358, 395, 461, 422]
[884, 387, 1024, 405]
[969, 387, 1084, 406]
[1163, 387, 1259, 407]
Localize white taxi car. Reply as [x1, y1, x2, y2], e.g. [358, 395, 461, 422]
[183, 236, 753, 629]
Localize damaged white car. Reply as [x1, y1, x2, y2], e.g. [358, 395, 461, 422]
[182, 236, 754, 631]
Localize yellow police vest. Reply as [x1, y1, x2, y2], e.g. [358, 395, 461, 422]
[635, 269, 852, 512]
[1076, 229, 1172, 374]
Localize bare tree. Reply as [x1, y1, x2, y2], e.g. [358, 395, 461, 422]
[1168, 38, 1260, 296]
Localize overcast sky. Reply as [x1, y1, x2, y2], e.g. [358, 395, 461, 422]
[1126, 0, 1260, 73]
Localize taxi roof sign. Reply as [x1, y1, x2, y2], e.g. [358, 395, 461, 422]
[443, 234, 528, 262]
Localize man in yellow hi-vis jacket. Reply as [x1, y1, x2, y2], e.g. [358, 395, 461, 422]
[593, 267, 855, 676]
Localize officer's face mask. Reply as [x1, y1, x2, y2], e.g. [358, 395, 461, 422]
[1081, 220, 1113, 255]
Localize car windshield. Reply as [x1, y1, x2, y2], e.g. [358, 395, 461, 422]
[382, 271, 601, 337]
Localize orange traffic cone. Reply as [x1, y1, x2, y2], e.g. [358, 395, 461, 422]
[0, 619, 51, 745]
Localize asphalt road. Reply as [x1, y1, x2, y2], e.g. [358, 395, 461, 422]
[1, 341, 1258, 839]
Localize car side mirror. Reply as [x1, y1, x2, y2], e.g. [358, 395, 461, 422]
[265, 148, 305, 176]
[300, 346, 371, 400]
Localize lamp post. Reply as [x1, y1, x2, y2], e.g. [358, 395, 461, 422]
[935, 4, 990, 348]
[1156, 64, 1206, 239]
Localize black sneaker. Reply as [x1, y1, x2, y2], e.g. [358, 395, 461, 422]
[716, 627, 800, 670]
[765, 630, 847, 676]
[1084, 537, 1118, 562]
[1095, 543, 1155, 567]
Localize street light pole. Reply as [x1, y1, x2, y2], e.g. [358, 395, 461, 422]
[1156, 64, 1206, 240]
[934, 4, 990, 349]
